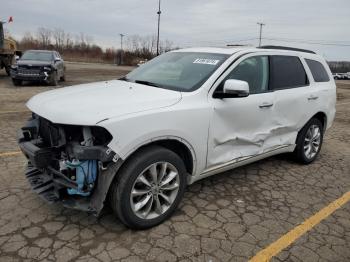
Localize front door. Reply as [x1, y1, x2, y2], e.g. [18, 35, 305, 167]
[207, 55, 279, 168]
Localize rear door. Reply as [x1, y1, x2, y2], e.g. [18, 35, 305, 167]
[269, 55, 314, 146]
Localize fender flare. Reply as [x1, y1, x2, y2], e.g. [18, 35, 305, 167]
[122, 135, 197, 174]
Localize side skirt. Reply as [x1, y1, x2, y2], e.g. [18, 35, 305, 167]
[188, 144, 296, 184]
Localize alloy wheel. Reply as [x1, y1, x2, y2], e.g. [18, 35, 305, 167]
[303, 124, 321, 159]
[130, 162, 180, 219]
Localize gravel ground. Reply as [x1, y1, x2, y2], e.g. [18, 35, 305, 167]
[0, 64, 349, 262]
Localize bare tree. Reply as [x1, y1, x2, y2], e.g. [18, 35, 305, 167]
[52, 28, 66, 50]
[19, 27, 175, 65]
[37, 27, 52, 48]
[65, 33, 73, 49]
[163, 40, 173, 53]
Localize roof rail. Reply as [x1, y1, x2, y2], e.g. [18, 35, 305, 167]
[258, 45, 316, 54]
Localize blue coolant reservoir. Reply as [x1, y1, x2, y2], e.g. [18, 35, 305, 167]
[67, 160, 97, 196]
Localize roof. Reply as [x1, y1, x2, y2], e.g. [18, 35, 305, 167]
[258, 45, 315, 54]
[173, 46, 318, 56]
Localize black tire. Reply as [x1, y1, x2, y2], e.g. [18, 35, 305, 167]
[12, 78, 22, 86]
[110, 145, 187, 229]
[293, 118, 324, 164]
[49, 71, 58, 86]
[5, 66, 11, 76]
[60, 67, 66, 81]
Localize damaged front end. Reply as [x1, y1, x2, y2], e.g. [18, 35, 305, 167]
[18, 114, 121, 215]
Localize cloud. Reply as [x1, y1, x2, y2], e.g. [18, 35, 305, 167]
[1, 0, 350, 60]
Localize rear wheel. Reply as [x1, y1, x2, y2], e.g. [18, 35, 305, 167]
[12, 78, 22, 86]
[110, 146, 187, 229]
[294, 118, 323, 164]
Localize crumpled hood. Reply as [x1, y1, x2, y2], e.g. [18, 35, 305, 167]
[27, 80, 182, 125]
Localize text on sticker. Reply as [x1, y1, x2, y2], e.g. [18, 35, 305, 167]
[193, 58, 220, 65]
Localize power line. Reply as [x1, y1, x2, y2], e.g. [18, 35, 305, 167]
[179, 37, 258, 46]
[263, 37, 350, 47]
[264, 36, 350, 44]
[176, 35, 350, 48]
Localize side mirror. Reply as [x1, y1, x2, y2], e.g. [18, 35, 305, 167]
[214, 79, 250, 99]
[54, 58, 61, 63]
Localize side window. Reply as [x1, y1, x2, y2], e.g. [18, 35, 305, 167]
[270, 56, 309, 90]
[220, 56, 269, 94]
[305, 59, 330, 82]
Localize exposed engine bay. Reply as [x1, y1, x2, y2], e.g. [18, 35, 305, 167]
[18, 113, 121, 215]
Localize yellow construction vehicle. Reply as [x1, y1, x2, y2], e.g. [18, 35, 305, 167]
[0, 22, 20, 76]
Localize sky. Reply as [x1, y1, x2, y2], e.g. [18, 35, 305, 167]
[1, 0, 350, 60]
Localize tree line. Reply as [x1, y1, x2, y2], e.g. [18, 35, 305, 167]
[328, 61, 350, 73]
[17, 27, 175, 65]
[16, 27, 350, 69]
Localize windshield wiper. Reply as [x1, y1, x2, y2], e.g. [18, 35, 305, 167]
[134, 80, 161, 87]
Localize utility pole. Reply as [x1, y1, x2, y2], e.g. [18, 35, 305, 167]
[119, 33, 125, 50]
[257, 22, 265, 47]
[119, 33, 125, 65]
[156, 0, 161, 56]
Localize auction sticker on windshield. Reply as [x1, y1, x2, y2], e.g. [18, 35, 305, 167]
[193, 58, 220, 65]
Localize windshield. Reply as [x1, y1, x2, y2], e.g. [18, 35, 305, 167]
[125, 52, 229, 92]
[21, 51, 53, 61]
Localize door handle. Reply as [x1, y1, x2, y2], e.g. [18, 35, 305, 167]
[308, 95, 319, 101]
[259, 102, 274, 108]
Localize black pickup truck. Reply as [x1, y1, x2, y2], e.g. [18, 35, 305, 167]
[10, 50, 65, 86]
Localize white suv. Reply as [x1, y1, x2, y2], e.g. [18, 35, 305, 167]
[18, 46, 336, 229]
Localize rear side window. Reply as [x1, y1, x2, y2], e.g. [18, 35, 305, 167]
[305, 59, 330, 82]
[270, 56, 309, 90]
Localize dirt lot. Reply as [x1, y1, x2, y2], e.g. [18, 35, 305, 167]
[0, 63, 349, 262]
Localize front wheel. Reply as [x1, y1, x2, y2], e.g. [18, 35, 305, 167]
[110, 146, 187, 229]
[5, 66, 11, 76]
[49, 71, 58, 86]
[294, 118, 323, 164]
[12, 78, 22, 86]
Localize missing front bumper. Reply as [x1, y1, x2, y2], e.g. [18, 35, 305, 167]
[18, 117, 121, 215]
